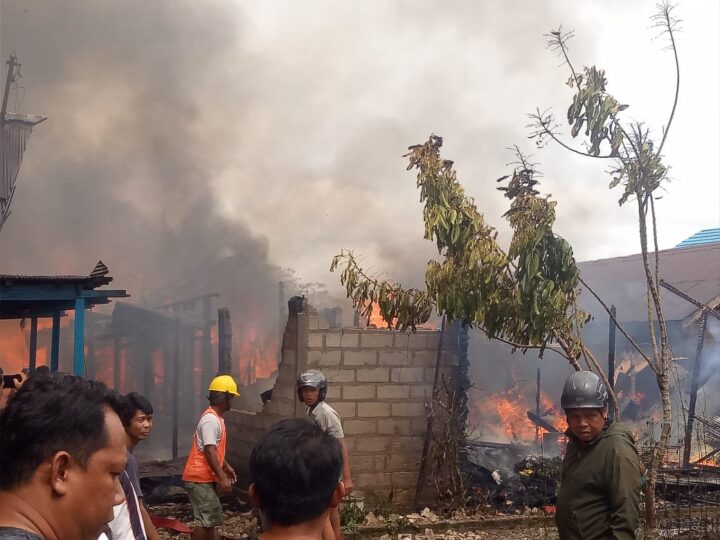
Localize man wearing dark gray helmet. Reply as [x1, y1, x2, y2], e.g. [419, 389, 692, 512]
[556, 371, 642, 540]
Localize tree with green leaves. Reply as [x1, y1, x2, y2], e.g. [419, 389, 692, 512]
[331, 2, 680, 533]
[332, 136, 620, 404]
[528, 2, 680, 533]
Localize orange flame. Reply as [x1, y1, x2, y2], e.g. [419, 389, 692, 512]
[474, 385, 566, 443]
[362, 302, 439, 330]
[235, 322, 279, 385]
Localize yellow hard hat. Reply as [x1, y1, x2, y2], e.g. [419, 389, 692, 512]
[208, 375, 240, 396]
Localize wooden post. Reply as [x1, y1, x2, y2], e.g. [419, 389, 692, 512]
[172, 317, 181, 460]
[73, 298, 85, 376]
[29, 317, 38, 371]
[414, 315, 446, 510]
[202, 296, 213, 385]
[186, 330, 198, 417]
[683, 310, 708, 468]
[218, 308, 232, 374]
[50, 312, 60, 371]
[143, 337, 154, 404]
[113, 337, 121, 390]
[278, 281, 284, 353]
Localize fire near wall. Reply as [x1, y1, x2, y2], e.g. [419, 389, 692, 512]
[225, 304, 465, 506]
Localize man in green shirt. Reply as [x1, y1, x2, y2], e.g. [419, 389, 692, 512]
[556, 371, 642, 540]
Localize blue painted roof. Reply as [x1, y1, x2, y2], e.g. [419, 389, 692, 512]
[676, 228, 720, 248]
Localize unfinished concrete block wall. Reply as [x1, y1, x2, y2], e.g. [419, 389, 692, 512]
[226, 304, 464, 507]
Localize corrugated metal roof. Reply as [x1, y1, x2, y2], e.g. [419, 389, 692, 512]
[4, 112, 47, 126]
[676, 228, 720, 248]
[0, 261, 112, 287]
[578, 243, 720, 322]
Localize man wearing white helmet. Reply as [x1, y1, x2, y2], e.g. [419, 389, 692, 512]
[555, 370, 642, 540]
[296, 369, 352, 540]
[182, 375, 239, 540]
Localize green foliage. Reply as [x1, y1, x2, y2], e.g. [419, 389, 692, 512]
[565, 65, 626, 156]
[534, 27, 671, 209]
[609, 125, 668, 206]
[339, 497, 366, 534]
[329, 252, 433, 331]
[331, 135, 587, 361]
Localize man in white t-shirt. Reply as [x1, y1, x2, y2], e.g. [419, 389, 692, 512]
[296, 370, 352, 540]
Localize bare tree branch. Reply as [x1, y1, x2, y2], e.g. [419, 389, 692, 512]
[578, 276, 655, 370]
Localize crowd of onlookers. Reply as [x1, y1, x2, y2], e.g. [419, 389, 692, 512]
[0, 369, 348, 540]
[1, 366, 643, 540]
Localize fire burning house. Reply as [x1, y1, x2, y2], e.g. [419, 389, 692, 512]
[469, 232, 720, 472]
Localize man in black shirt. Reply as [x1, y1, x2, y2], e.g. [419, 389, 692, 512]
[249, 418, 345, 540]
[0, 373, 127, 540]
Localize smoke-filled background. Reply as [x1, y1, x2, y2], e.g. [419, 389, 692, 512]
[0, 1, 718, 437]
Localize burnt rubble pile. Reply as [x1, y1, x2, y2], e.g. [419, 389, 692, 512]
[463, 443, 560, 509]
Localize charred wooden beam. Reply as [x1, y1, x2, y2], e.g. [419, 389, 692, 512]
[527, 410, 560, 433]
[659, 279, 720, 320]
[608, 305, 617, 421]
[217, 308, 232, 374]
[683, 310, 709, 468]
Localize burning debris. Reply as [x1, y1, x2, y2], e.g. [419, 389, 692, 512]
[463, 441, 562, 512]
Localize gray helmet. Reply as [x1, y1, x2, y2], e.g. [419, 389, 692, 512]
[561, 371, 608, 410]
[296, 369, 327, 402]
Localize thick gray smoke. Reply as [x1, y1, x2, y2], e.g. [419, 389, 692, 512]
[0, 1, 715, 433]
[0, 1, 273, 297]
[0, 0, 615, 294]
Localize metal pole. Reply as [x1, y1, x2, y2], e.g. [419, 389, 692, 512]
[413, 315, 446, 510]
[28, 317, 38, 371]
[608, 305, 617, 421]
[683, 310, 708, 468]
[73, 298, 85, 376]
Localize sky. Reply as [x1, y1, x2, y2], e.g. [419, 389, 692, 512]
[0, 0, 718, 302]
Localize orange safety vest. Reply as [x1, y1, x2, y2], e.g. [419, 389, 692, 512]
[182, 407, 227, 483]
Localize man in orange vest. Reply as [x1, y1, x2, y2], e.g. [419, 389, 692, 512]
[182, 375, 239, 540]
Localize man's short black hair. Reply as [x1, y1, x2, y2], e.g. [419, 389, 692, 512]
[119, 392, 154, 427]
[0, 373, 123, 490]
[35, 365, 51, 376]
[250, 418, 343, 526]
[208, 390, 231, 406]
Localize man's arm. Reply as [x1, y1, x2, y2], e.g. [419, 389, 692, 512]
[608, 440, 642, 539]
[139, 501, 161, 540]
[222, 460, 237, 484]
[205, 445, 231, 494]
[339, 438, 353, 496]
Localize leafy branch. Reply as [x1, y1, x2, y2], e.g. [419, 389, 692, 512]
[332, 135, 590, 368]
[533, 3, 681, 531]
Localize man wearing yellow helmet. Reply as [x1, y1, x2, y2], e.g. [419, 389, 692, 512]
[182, 375, 239, 540]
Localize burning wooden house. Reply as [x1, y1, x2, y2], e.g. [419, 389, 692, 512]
[468, 231, 720, 470]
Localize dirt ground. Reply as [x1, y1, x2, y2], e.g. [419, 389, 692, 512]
[147, 502, 720, 539]
[147, 502, 559, 540]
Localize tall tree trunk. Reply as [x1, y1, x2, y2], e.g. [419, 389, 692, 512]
[644, 368, 672, 536]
